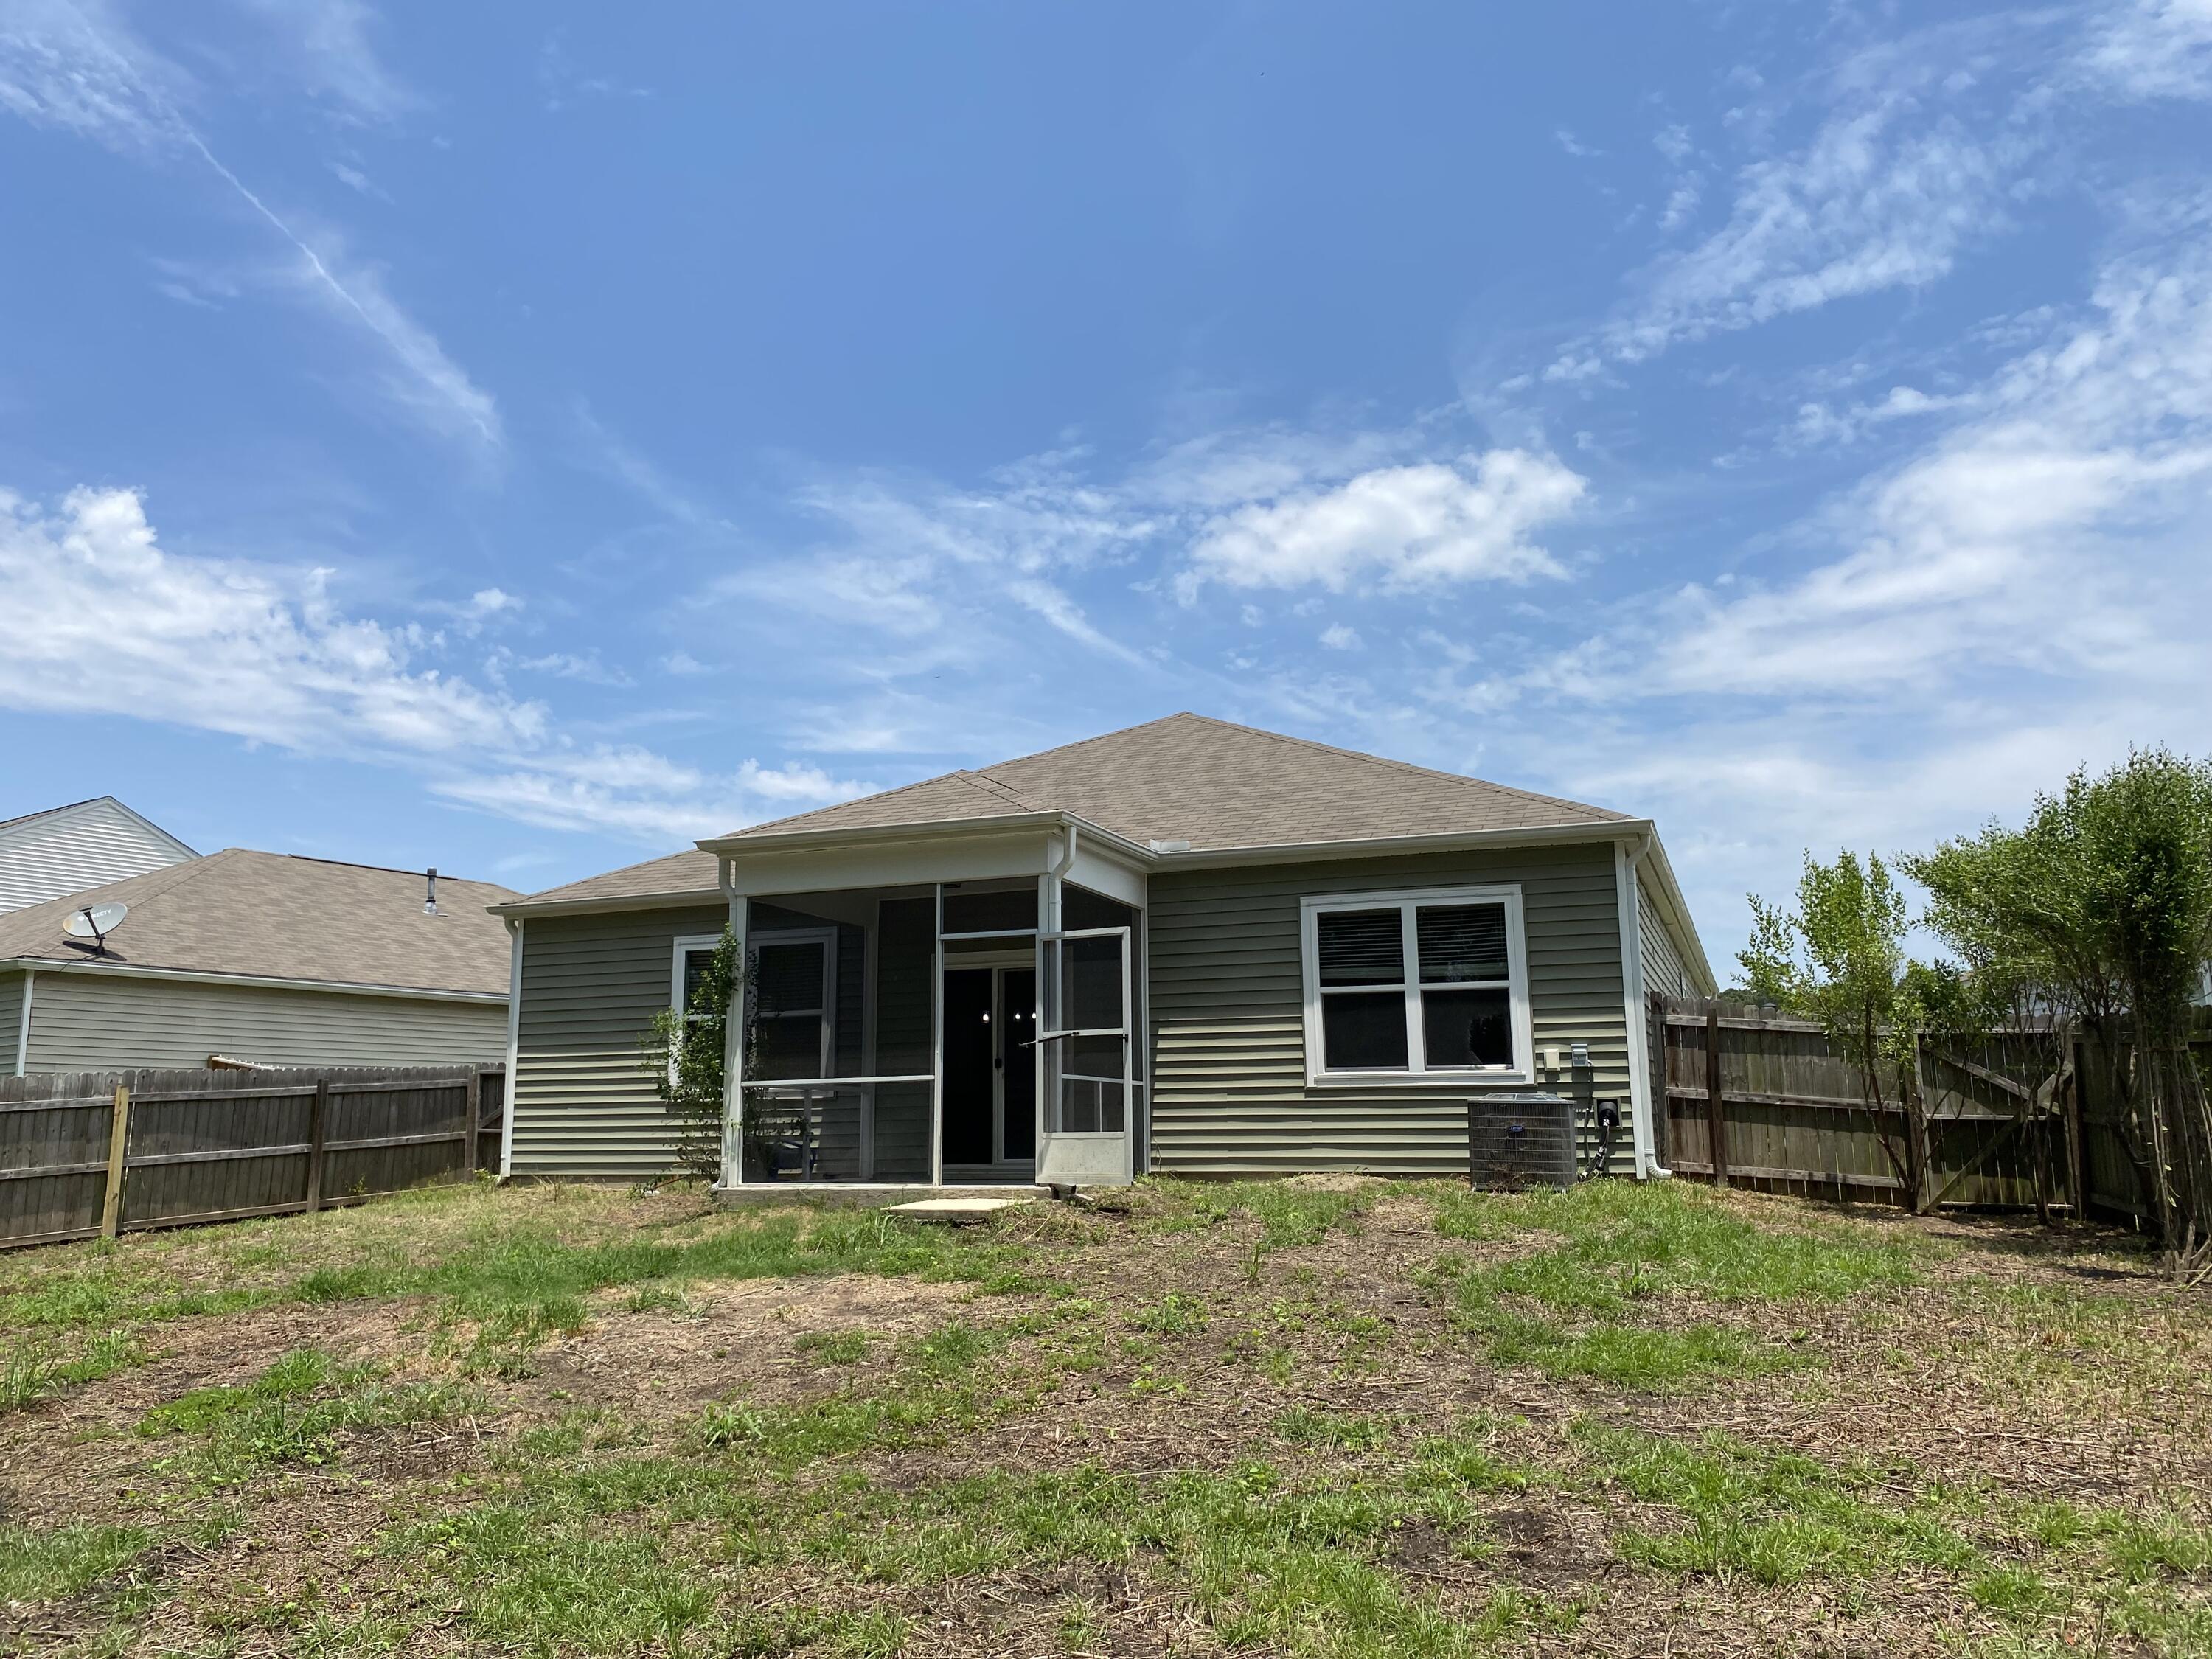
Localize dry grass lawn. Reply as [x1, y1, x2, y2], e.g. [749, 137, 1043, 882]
[1, 1175, 2208, 1658]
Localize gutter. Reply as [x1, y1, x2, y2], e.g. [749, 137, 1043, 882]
[700, 809, 1155, 867]
[1149, 818, 1656, 870]
[0, 956, 507, 1005]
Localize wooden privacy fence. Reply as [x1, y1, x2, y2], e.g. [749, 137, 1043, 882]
[0, 1062, 505, 1251]
[1653, 996, 2146, 1217]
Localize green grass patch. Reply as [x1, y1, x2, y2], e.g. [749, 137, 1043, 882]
[0, 1326, 141, 1413]
[0, 1521, 151, 1601]
[403, 1410, 1561, 1659]
[1145, 1178, 1378, 1253]
[1430, 1180, 1918, 1385]
[1, 1199, 1026, 1349]
[1575, 1422, 1978, 1585]
[136, 1346, 478, 1481]
[796, 1329, 872, 1365]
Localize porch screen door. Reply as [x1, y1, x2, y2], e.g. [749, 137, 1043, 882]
[1034, 925, 1134, 1186]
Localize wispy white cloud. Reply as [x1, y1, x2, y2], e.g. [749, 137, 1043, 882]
[1445, 215, 2212, 961]
[229, 0, 418, 125]
[1604, 97, 2030, 364]
[1179, 449, 1583, 597]
[0, 0, 498, 454]
[537, 25, 652, 114]
[2079, 0, 2212, 100]
[0, 484, 867, 842]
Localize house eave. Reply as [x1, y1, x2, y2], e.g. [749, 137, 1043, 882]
[700, 810, 1158, 867]
[0, 956, 507, 1005]
[1149, 820, 1655, 870]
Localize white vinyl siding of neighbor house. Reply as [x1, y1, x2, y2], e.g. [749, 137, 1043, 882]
[18, 971, 505, 1071]
[1636, 874, 1691, 1001]
[1147, 844, 1634, 1178]
[0, 799, 195, 914]
[509, 904, 728, 1180]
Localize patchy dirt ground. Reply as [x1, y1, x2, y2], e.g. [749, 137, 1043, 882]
[2, 1176, 2208, 1658]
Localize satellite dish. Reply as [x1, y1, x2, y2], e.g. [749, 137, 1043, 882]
[64, 902, 128, 949]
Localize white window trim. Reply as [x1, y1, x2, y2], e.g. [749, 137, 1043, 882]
[669, 933, 723, 1084]
[1298, 885, 1533, 1088]
[670, 933, 725, 1026]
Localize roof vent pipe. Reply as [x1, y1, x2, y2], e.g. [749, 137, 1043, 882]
[424, 867, 439, 916]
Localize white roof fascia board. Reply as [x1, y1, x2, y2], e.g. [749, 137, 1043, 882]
[493, 816, 1688, 923]
[1148, 820, 1653, 870]
[703, 810, 1156, 866]
[0, 956, 507, 1004]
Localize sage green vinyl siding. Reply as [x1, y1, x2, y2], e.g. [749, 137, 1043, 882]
[510, 905, 726, 1178]
[1147, 844, 1632, 1177]
[19, 970, 504, 1071]
[0, 972, 21, 1074]
[1637, 876, 1691, 1000]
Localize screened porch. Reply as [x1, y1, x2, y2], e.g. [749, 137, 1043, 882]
[706, 870, 1143, 1189]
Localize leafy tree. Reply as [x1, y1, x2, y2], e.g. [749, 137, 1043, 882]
[1739, 851, 1937, 1209]
[1910, 751, 2212, 1261]
[641, 926, 743, 1183]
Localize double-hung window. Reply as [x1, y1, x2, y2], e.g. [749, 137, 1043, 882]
[1298, 887, 1531, 1084]
[668, 934, 725, 1079]
[747, 928, 836, 1081]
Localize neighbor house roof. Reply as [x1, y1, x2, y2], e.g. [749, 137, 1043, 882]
[0, 850, 520, 998]
[503, 714, 1635, 913]
[721, 714, 1633, 851]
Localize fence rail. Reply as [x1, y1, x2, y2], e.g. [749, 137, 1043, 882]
[0, 1062, 504, 1250]
[1652, 995, 2185, 1222]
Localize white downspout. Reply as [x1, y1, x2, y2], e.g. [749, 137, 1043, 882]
[498, 920, 522, 1178]
[1615, 835, 1671, 1179]
[15, 968, 33, 1076]
[1047, 821, 1077, 922]
[718, 857, 745, 1192]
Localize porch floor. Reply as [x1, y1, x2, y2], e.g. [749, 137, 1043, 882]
[713, 1183, 1053, 1209]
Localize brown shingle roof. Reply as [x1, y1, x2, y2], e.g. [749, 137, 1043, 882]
[726, 713, 1632, 850]
[505, 714, 1638, 911]
[0, 850, 519, 997]
[500, 848, 722, 912]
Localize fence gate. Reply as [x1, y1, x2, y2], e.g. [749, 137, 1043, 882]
[1655, 997, 2098, 1214]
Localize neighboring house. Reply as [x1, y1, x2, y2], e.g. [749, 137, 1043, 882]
[1, 851, 519, 1074]
[493, 714, 1714, 1191]
[0, 796, 198, 914]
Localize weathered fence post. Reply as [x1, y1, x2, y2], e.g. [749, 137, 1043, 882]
[462, 1068, 481, 1178]
[1704, 1004, 1731, 1188]
[100, 1083, 132, 1239]
[304, 1077, 331, 1214]
[2064, 1046, 2087, 1219]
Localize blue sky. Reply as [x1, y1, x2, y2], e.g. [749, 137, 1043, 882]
[3, 1, 2211, 969]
